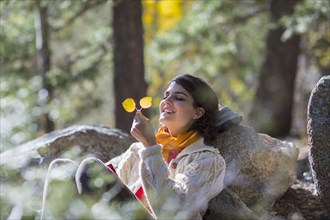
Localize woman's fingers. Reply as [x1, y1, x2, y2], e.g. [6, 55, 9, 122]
[130, 111, 146, 138]
[135, 109, 148, 121]
[130, 111, 156, 147]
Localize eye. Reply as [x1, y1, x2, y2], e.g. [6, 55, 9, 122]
[162, 92, 169, 100]
[175, 96, 184, 101]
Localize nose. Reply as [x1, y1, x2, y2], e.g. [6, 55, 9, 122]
[160, 96, 172, 110]
[163, 95, 173, 104]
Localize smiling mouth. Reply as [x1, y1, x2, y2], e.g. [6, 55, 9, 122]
[162, 109, 175, 114]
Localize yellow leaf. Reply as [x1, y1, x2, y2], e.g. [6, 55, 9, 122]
[139, 96, 152, 109]
[122, 98, 136, 112]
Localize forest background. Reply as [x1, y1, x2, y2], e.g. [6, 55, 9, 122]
[0, 0, 329, 153]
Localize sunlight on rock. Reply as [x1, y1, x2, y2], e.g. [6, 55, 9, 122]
[288, 209, 304, 220]
[61, 146, 82, 159]
[279, 141, 297, 157]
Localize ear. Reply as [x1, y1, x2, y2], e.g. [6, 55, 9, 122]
[193, 107, 205, 120]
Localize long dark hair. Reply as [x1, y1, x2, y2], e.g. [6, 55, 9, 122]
[170, 74, 220, 143]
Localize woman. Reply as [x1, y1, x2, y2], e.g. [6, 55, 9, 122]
[111, 74, 225, 219]
[73, 74, 240, 219]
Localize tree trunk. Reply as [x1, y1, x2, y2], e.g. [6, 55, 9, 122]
[35, 0, 55, 133]
[113, 0, 147, 133]
[249, 0, 301, 137]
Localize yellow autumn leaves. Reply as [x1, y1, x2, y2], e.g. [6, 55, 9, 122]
[122, 96, 153, 113]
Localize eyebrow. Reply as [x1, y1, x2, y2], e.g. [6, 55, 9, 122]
[164, 91, 189, 97]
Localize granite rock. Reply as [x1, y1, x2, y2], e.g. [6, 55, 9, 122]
[307, 76, 330, 213]
[213, 125, 298, 215]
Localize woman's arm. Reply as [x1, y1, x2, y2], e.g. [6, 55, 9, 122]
[116, 143, 142, 186]
[138, 145, 226, 219]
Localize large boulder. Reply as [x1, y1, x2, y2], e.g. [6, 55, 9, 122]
[204, 188, 260, 220]
[213, 125, 298, 215]
[1, 124, 298, 218]
[0, 125, 134, 169]
[307, 76, 330, 213]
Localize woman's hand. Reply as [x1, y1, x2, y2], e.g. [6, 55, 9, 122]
[130, 110, 157, 147]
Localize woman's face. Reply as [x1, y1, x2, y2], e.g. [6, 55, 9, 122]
[159, 82, 204, 136]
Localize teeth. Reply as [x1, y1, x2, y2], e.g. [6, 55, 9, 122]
[164, 110, 173, 113]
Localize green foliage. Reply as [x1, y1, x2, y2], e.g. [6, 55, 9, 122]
[0, 1, 35, 75]
[145, 0, 329, 124]
[0, 0, 112, 151]
[146, 0, 269, 118]
[280, 0, 330, 74]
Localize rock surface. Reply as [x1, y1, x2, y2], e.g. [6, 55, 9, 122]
[0, 125, 135, 169]
[204, 188, 259, 220]
[307, 75, 330, 213]
[213, 125, 298, 215]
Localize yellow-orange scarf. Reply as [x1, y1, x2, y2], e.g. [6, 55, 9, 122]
[156, 127, 201, 163]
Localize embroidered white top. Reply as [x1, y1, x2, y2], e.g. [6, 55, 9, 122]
[116, 137, 226, 219]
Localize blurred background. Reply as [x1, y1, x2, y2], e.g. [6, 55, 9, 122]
[0, 0, 329, 152]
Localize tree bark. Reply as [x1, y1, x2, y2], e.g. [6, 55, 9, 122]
[113, 0, 147, 133]
[249, 0, 301, 137]
[35, 0, 55, 133]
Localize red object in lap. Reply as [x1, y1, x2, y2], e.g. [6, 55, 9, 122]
[106, 162, 146, 204]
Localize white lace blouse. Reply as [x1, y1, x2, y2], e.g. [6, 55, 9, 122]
[116, 137, 226, 219]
